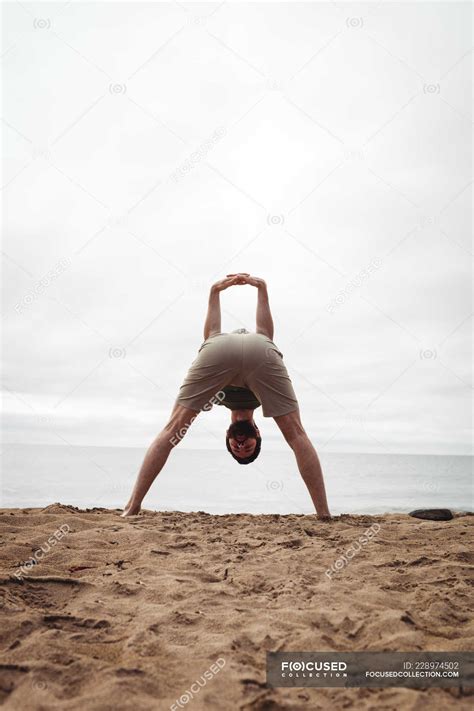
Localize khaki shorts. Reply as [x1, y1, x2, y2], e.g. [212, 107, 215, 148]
[175, 331, 298, 417]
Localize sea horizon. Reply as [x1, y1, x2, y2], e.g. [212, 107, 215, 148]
[2, 443, 472, 515]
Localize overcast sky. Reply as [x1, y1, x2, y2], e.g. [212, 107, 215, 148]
[2, 1, 472, 455]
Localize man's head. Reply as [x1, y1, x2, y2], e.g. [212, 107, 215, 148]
[226, 419, 261, 464]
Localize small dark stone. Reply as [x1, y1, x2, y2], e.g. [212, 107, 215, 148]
[400, 612, 416, 625]
[409, 509, 453, 521]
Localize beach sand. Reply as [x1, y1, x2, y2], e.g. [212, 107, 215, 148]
[0, 505, 472, 710]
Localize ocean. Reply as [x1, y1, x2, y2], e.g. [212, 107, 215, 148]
[1, 444, 472, 515]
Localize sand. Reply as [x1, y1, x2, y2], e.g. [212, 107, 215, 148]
[0, 505, 472, 710]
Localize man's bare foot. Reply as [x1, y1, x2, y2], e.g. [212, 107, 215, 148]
[121, 504, 141, 517]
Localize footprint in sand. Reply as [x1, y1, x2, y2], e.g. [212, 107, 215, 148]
[4, 578, 87, 612]
[42, 614, 111, 631]
[0, 663, 30, 704]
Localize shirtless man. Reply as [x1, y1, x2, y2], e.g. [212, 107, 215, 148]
[122, 274, 331, 519]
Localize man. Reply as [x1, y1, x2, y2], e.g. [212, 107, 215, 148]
[122, 274, 331, 519]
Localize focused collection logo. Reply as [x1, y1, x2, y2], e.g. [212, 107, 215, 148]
[267, 652, 471, 688]
[281, 660, 347, 678]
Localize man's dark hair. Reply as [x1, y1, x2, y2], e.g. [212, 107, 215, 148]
[226, 419, 262, 465]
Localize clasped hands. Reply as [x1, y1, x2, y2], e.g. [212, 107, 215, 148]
[211, 273, 267, 293]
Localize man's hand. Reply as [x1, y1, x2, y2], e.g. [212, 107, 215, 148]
[226, 273, 267, 290]
[211, 275, 243, 293]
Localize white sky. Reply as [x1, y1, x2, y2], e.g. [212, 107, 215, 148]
[2, 1, 472, 455]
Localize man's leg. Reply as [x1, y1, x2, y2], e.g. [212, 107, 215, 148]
[122, 404, 198, 517]
[274, 410, 331, 519]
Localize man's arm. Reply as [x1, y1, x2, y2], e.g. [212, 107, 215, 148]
[256, 282, 274, 340]
[203, 288, 221, 340]
[274, 410, 331, 519]
[204, 275, 242, 340]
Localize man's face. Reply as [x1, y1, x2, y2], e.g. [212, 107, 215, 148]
[227, 420, 259, 460]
